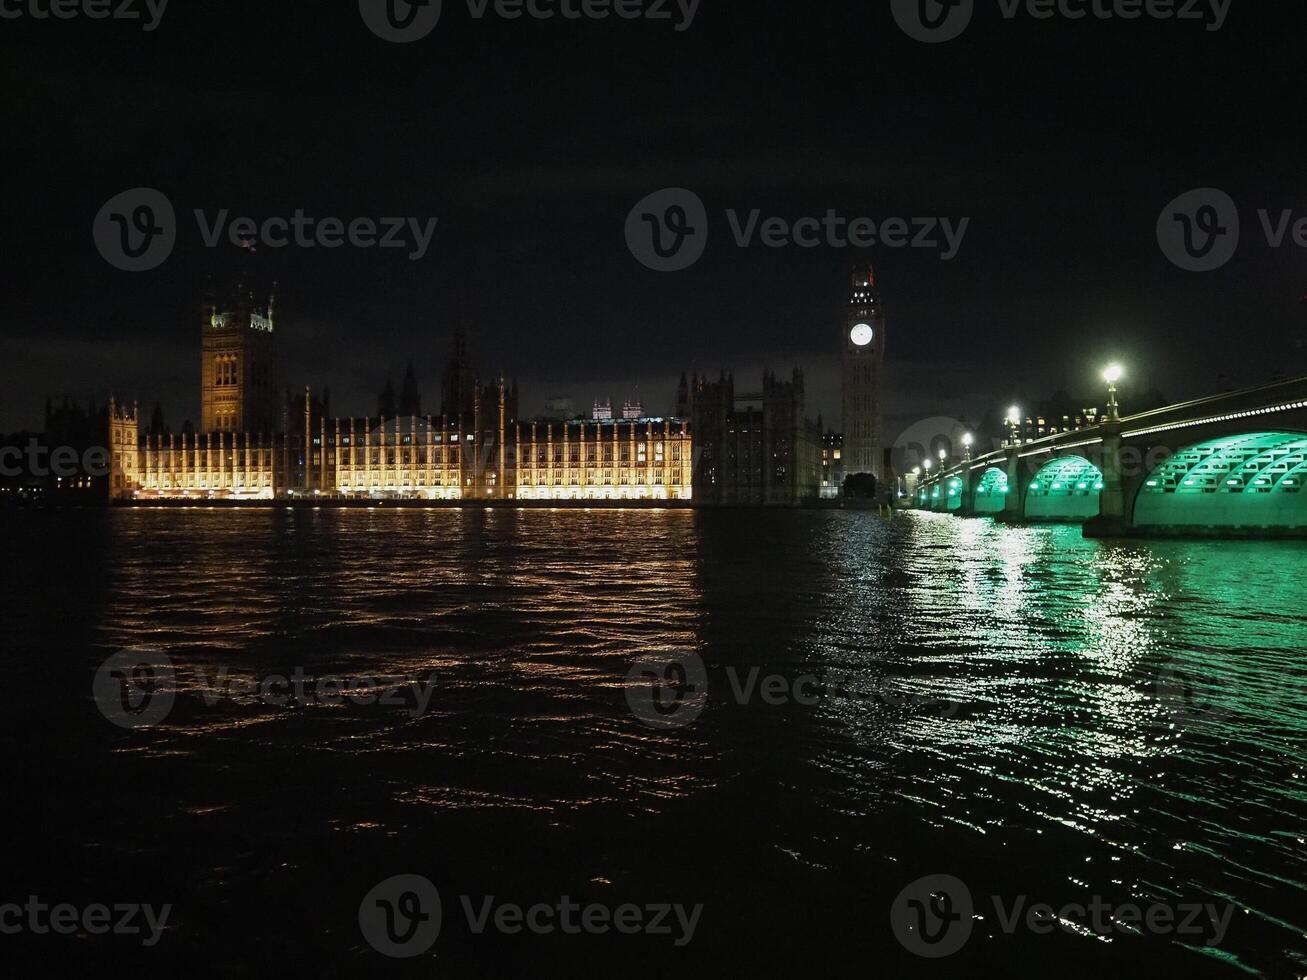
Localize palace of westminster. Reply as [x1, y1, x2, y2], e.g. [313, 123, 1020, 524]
[87, 270, 889, 506]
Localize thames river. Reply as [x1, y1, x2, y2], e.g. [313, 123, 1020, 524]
[3, 508, 1305, 977]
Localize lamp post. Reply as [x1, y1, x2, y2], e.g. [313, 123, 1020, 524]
[962, 432, 974, 461]
[1103, 365, 1124, 422]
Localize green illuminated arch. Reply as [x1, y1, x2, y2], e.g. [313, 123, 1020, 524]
[1135, 432, 1307, 529]
[945, 475, 964, 511]
[1025, 455, 1103, 521]
[974, 466, 1008, 514]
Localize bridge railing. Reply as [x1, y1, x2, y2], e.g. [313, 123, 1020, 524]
[914, 372, 1307, 494]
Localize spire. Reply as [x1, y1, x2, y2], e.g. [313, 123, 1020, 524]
[378, 375, 397, 418]
[400, 361, 421, 417]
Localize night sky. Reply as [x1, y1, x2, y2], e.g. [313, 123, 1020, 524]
[4, 0, 1306, 437]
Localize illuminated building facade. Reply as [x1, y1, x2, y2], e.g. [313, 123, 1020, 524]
[820, 430, 844, 499]
[125, 392, 690, 502]
[104, 285, 831, 506]
[112, 315, 695, 503]
[201, 281, 278, 435]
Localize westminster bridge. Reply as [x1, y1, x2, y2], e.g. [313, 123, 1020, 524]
[908, 374, 1307, 537]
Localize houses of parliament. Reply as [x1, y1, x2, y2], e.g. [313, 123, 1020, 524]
[96, 271, 887, 506]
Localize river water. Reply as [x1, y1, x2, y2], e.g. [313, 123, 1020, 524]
[3, 508, 1305, 977]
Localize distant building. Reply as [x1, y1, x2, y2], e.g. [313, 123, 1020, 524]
[399, 362, 421, 417]
[0, 396, 117, 504]
[687, 368, 821, 506]
[820, 429, 844, 499]
[1007, 391, 1102, 444]
[440, 327, 478, 420]
[377, 363, 421, 418]
[99, 277, 850, 507]
[377, 377, 396, 418]
[591, 396, 645, 421]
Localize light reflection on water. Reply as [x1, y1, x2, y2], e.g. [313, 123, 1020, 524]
[2, 508, 1305, 976]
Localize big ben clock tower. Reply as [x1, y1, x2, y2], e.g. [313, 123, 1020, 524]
[841, 266, 886, 483]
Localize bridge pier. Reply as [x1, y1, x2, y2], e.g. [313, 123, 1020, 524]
[999, 446, 1023, 521]
[1084, 421, 1128, 538]
[957, 464, 976, 516]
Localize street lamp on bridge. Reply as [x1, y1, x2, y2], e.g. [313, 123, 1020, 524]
[1103, 364, 1124, 421]
[962, 432, 974, 461]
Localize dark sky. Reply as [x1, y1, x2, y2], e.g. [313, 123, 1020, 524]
[3, 0, 1306, 437]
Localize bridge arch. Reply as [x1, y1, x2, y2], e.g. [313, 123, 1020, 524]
[1024, 455, 1103, 521]
[974, 466, 1008, 514]
[1134, 431, 1307, 530]
[945, 475, 964, 512]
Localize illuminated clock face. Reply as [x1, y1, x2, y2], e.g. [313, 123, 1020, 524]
[849, 323, 874, 348]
